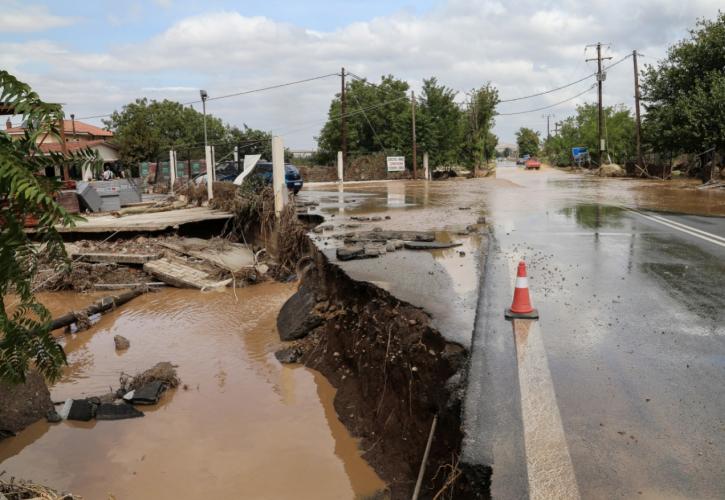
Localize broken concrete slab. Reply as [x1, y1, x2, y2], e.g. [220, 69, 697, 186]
[60, 399, 96, 421]
[96, 403, 144, 420]
[404, 241, 463, 250]
[277, 284, 324, 341]
[144, 257, 232, 289]
[158, 237, 254, 272]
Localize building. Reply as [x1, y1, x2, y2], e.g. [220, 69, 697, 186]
[4, 118, 119, 164]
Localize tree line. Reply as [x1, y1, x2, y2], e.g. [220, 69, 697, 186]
[316, 76, 499, 173]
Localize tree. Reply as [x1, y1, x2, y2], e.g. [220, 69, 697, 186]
[516, 127, 540, 156]
[542, 103, 635, 165]
[641, 12, 725, 157]
[0, 70, 95, 384]
[462, 84, 499, 174]
[316, 75, 411, 165]
[417, 77, 464, 167]
[104, 99, 275, 166]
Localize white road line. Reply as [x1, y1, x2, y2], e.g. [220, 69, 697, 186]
[630, 210, 725, 248]
[506, 258, 581, 500]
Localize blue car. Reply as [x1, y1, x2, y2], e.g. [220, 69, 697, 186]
[251, 162, 304, 194]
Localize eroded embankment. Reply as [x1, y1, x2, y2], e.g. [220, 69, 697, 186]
[280, 245, 490, 499]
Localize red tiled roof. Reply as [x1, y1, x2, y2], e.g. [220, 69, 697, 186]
[38, 140, 118, 154]
[6, 120, 113, 137]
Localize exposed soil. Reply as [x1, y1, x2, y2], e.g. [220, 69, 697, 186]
[0, 371, 53, 440]
[298, 154, 413, 183]
[280, 248, 488, 499]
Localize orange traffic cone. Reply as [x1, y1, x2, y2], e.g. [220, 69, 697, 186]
[505, 261, 539, 320]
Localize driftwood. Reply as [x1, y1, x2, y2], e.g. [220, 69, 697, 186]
[50, 287, 148, 331]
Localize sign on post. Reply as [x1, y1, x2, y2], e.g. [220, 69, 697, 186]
[386, 156, 405, 172]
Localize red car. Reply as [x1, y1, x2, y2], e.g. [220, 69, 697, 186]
[525, 158, 541, 170]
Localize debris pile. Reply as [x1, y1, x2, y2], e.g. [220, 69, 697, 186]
[0, 478, 79, 500]
[55, 362, 180, 423]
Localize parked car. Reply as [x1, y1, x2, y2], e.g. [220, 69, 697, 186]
[249, 162, 304, 194]
[516, 154, 531, 165]
[525, 157, 541, 170]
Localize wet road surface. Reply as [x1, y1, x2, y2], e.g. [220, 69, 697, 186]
[463, 163, 725, 499]
[0, 284, 385, 499]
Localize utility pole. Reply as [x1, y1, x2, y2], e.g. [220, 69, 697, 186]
[542, 113, 554, 140]
[59, 116, 69, 180]
[554, 121, 561, 136]
[633, 50, 643, 168]
[411, 90, 417, 179]
[340, 67, 347, 172]
[586, 42, 612, 166]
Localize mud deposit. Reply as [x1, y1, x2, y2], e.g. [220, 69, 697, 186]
[0, 284, 385, 499]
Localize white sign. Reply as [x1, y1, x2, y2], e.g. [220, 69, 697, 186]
[386, 156, 405, 172]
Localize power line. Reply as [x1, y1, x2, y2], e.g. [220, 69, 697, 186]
[74, 73, 340, 121]
[497, 84, 596, 116]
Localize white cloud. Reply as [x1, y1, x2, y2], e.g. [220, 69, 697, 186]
[3, 0, 723, 147]
[3, 3, 76, 32]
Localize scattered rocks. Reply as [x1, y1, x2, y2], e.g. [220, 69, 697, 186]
[336, 245, 377, 261]
[350, 216, 370, 221]
[477, 216, 486, 224]
[370, 216, 383, 221]
[114, 335, 130, 350]
[275, 346, 304, 364]
[346, 230, 435, 243]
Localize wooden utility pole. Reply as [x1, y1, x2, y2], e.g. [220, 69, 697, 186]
[411, 90, 417, 179]
[554, 121, 561, 136]
[543, 113, 554, 140]
[633, 50, 643, 168]
[340, 67, 347, 171]
[587, 43, 612, 166]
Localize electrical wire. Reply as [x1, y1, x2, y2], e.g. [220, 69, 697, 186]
[497, 84, 596, 116]
[74, 73, 340, 121]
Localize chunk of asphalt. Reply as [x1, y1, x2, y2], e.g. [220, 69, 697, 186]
[65, 399, 96, 421]
[277, 284, 324, 341]
[404, 241, 463, 250]
[128, 380, 166, 405]
[96, 403, 145, 420]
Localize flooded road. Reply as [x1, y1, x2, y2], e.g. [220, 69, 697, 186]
[0, 284, 385, 499]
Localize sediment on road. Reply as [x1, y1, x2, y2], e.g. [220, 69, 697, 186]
[279, 237, 490, 498]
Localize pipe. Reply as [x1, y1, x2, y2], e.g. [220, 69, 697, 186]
[412, 414, 438, 500]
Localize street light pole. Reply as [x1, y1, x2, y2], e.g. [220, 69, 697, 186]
[200, 89, 208, 149]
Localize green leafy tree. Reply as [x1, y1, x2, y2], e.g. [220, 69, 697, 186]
[1, 70, 95, 384]
[417, 77, 464, 167]
[462, 84, 499, 174]
[641, 12, 725, 156]
[516, 127, 540, 156]
[316, 75, 411, 165]
[542, 104, 635, 165]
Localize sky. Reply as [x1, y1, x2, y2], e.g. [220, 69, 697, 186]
[2, 0, 722, 150]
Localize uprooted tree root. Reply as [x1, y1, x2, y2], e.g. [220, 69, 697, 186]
[287, 250, 488, 499]
[0, 477, 78, 500]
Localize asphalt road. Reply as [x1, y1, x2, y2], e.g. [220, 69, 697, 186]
[463, 163, 725, 499]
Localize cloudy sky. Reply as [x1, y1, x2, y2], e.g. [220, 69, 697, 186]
[2, 0, 721, 149]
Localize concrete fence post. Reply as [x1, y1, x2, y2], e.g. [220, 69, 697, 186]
[423, 152, 429, 181]
[337, 151, 344, 183]
[169, 149, 177, 194]
[205, 145, 214, 201]
[272, 136, 287, 218]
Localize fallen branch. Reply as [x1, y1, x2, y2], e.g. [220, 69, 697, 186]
[49, 287, 148, 331]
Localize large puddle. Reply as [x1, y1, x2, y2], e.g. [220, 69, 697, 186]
[0, 283, 385, 499]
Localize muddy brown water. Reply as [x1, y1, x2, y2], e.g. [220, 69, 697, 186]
[0, 284, 385, 499]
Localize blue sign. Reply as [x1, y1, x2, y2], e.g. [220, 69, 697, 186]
[572, 147, 588, 159]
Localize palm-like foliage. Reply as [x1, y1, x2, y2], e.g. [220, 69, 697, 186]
[0, 70, 97, 384]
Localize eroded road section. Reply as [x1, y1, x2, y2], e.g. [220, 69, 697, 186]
[464, 162, 725, 499]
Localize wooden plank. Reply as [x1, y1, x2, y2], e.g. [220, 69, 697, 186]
[71, 252, 162, 265]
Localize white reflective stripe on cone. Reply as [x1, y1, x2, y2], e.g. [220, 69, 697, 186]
[515, 276, 529, 288]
